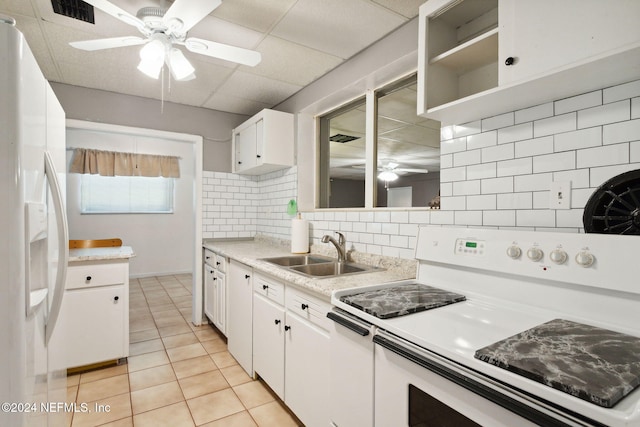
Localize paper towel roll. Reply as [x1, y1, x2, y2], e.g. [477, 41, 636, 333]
[291, 218, 309, 253]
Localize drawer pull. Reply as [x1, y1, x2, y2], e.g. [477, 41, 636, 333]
[262, 284, 269, 290]
[86, 276, 92, 281]
[274, 319, 281, 325]
[284, 325, 291, 331]
[216, 261, 221, 266]
[205, 256, 211, 260]
[245, 274, 251, 279]
[301, 303, 309, 310]
[113, 296, 119, 302]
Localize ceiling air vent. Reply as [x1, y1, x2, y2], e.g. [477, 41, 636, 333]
[329, 134, 360, 143]
[51, 0, 94, 24]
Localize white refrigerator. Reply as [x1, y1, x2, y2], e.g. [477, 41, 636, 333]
[0, 19, 69, 426]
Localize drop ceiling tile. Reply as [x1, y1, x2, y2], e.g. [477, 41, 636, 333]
[216, 71, 302, 106]
[213, 0, 296, 33]
[244, 36, 342, 87]
[186, 15, 264, 51]
[271, 0, 406, 59]
[165, 61, 234, 106]
[203, 92, 271, 116]
[370, 0, 423, 19]
[0, 0, 36, 17]
[380, 123, 441, 147]
[8, 14, 61, 81]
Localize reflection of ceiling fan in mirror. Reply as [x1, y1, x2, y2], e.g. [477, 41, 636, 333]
[69, 0, 261, 81]
[353, 161, 429, 181]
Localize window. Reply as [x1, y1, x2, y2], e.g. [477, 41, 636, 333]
[81, 175, 175, 214]
[317, 74, 441, 209]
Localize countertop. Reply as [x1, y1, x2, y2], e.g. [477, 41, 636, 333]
[69, 246, 136, 262]
[203, 237, 416, 299]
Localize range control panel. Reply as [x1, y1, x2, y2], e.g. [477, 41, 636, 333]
[455, 238, 485, 256]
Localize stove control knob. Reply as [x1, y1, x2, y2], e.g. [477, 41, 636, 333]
[575, 251, 595, 268]
[526, 247, 544, 262]
[549, 249, 568, 265]
[506, 245, 522, 259]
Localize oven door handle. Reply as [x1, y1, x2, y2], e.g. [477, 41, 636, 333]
[327, 310, 370, 336]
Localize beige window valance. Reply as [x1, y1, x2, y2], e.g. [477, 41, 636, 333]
[69, 148, 180, 178]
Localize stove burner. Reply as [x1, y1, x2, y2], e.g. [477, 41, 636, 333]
[339, 283, 466, 319]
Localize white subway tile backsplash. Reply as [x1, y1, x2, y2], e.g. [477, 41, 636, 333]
[515, 102, 554, 124]
[514, 173, 552, 192]
[515, 136, 554, 158]
[482, 112, 514, 131]
[532, 191, 549, 209]
[453, 180, 480, 195]
[552, 169, 590, 188]
[603, 119, 640, 145]
[516, 210, 555, 227]
[390, 211, 409, 223]
[453, 149, 481, 167]
[409, 211, 430, 224]
[467, 163, 496, 180]
[534, 113, 576, 137]
[497, 157, 532, 177]
[578, 100, 630, 129]
[466, 194, 496, 210]
[483, 210, 515, 227]
[533, 151, 576, 173]
[554, 127, 601, 152]
[429, 210, 454, 225]
[454, 211, 482, 225]
[603, 80, 640, 103]
[440, 182, 453, 196]
[555, 90, 601, 115]
[497, 193, 532, 210]
[631, 141, 640, 163]
[498, 123, 533, 144]
[374, 211, 391, 223]
[571, 188, 594, 209]
[481, 177, 513, 194]
[633, 97, 640, 119]
[556, 209, 584, 228]
[440, 196, 466, 210]
[482, 143, 514, 163]
[440, 137, 467, 154]
[590, 163, 640, 187]
[440, 166, 466, 183]
[467, 130, 497, 150]
[440, 154, 453, 169]
[453, 121, 481, 137]
[577, 143, 629, 168]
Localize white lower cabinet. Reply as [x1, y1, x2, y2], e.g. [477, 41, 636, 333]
[252, 273, 330, 427]
[227, 260, 253, 376]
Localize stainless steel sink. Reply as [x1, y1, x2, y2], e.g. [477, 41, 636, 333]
[261, 254, 335, 267]
[289, 261, 379, 277]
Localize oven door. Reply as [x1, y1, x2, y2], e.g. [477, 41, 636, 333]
[373, 331, 590, 427]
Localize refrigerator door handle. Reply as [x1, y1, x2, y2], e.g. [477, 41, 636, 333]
[44, 151, 69, 345]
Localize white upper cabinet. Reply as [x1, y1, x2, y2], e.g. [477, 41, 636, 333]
[418, 0, 640, 125]
[232, 109, 294, 175]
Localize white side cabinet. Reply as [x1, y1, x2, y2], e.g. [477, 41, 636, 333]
[252, 273, 330, 427]
[232, 109, 294, 175]
[227, 260, 253, 376]
[203, 249, 227, 335]
[418, 0, 640, 124]
[50, 257, 130, 370]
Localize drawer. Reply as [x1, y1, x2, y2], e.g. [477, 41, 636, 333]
[215, 254, 227, 273]
[254, 273, 285, 305]
[204, 249, 216, 267]
[285, 286, 331, 331]
[66, 260, 128, 290]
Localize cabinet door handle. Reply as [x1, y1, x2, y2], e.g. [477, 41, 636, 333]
[284, 325, 291, 331]
[86, 276, 92, 281]
[238, 161, 242, 164]
[505, 56, 515, 66]
[113, 296, 119, 302]
[205, 256, 211, 260]
[256, 154, 261, 158]
[301, 303, 308, 310]
[216, 261, 221, 266]
[262, 284, 269, 290]
[245, 274, 251, 279]
[213, 277, 217, 281]
[274, 319, 281, 325]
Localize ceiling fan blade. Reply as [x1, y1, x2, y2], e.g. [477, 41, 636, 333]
[184, 37, 261, 66]
[69, 36, 146, 51]
[163, 0, 222, 34]
[81, 0, 145, 30]
[396, 168, 429, 173]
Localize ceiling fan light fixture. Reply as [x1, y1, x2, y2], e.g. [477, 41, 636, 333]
[168, 48, 195, 81]
[138, 38, 166, 79]
[378, 171, 399, 181]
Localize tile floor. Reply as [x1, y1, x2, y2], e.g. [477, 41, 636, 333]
[65, 274, 302, 427]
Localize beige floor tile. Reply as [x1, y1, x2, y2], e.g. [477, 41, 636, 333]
[146, 296, 174, 306]
[129, 328, 160, 343]
[172, 355, 219, 379]
[166, 342, 208, 362]
[129, 338, 164, 356]
[210, 351, 238, 369]
[178, 370, 230, 400]
[127, 350, 169, 372]
[76, 374, 129, 403]
[71, 393, 132, 427]
[129, 318, 157, 333]
[220, 365, 253, 387]
[79, 364, 128, 385]
[67, 385, 78, 403]
[67, 374, 81, 387]
[96, 417, 133, 427]
[194, 327, 221, 342]
[132, 401, 195, 427]
[187, 389, 245, 426]
[233, 381, 275, 409]
[148, 303, 177, 313]
[202, 338, 228, 354]
[162, 332, 199, 349]
[129, 364, 177, 392]
[158, 323, 193, 337]
[130, 381, 184, 414]
[248, 401, 301, 427]
[201, 411, 258, 427]
[154, 315, 188, 328]
[151, 308, 182, 319]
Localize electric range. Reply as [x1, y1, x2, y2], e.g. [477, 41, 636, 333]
[330, 226, 640, 427]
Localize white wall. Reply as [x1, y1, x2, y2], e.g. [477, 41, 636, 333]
[66, 123, 198, 277]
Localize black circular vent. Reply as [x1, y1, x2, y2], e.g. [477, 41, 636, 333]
[583, 169, 640, 235]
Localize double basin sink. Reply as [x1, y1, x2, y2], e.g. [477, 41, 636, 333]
[261, 254, 381, 278]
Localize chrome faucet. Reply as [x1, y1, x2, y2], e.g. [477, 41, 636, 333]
[321, 232, 347, 263]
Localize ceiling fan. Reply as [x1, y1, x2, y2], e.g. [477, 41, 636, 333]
[69, 0, 262, 81]
[351, 161, 429, 181]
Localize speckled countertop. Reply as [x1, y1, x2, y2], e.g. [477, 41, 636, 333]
[203, 236, 417, 300]
[69, 246, 136, 262]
